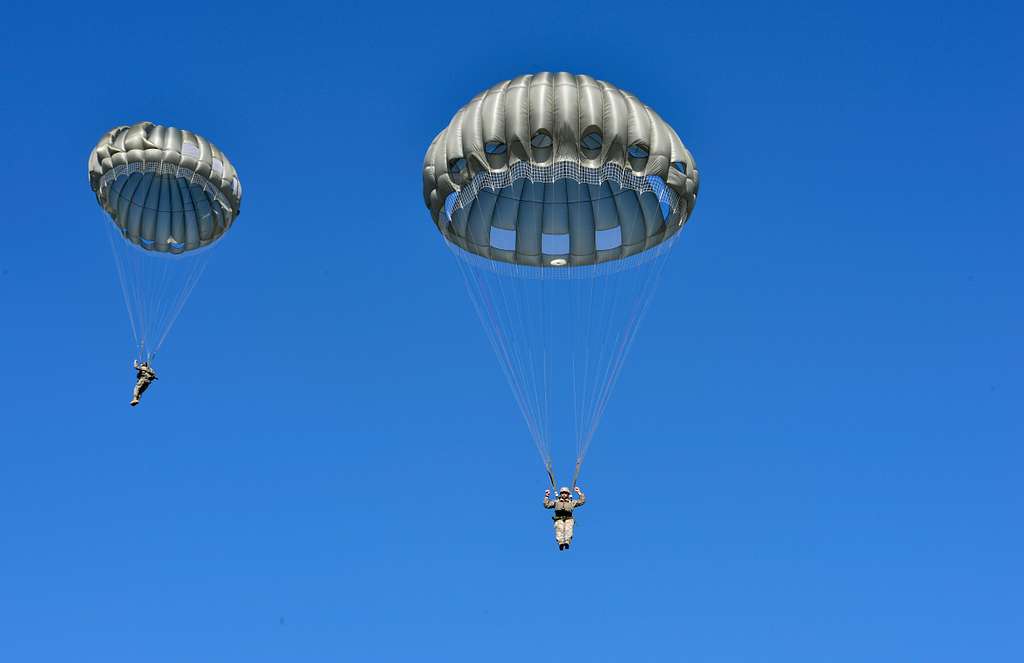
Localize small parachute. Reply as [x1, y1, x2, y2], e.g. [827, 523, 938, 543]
[422, 73, 699, 487]
[88, 122, 242, 362]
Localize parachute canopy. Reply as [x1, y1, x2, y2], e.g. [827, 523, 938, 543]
[89, 121, 242, 254]
[423, 72, 699, 267]
[424, 73, 699, 487]
[88, 122, 242, 362]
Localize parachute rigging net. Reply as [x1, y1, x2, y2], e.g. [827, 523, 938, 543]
[98, 161, 236, 223]
[449, 160, 679, 215]
[443, 160, 681, 487]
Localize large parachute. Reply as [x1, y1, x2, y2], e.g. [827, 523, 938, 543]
[88, 122, 242, 362]
[423, 73, 700, 487]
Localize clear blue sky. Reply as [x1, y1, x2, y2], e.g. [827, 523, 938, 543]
[1, 1, 1020, 661]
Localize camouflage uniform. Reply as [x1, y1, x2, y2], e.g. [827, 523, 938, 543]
[544, 487, 586, 549]
[131, 362, 157, 406]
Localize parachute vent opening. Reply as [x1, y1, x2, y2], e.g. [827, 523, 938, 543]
[581, 130, 603, 159]
[484, 141, 508, 168]
[628, 144, 650, 172]
[490, 227, 517, 251]
[531, 132, 553, 149]
[596, 226, 623, 250]
[550, 258, 568, 266]
[443, 191, 458, 222]
[530, 131, 553, 162]
[542, 233, 570, 255]
[449, 158, 467, 182]
[581, 131, 603, 151]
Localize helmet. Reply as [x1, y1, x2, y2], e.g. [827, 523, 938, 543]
[559, 487, 571, 495]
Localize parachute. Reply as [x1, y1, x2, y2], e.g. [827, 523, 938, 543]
[423, 73, 700, 488]
[88, 122, 242, 363]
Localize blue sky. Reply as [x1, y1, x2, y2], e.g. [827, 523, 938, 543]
[1, 1, 1021, 661]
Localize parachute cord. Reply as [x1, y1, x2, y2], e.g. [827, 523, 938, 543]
[444, 210, 681, 492]
[104, 211, 216, 364]
[152, 252, 209, 356]
[575, 237, 677, 468]
[572, 255, 625, 474]
[501, 260, 548, 460]
[131, 233, 149, 355]
[451, 249, 551, 469]
[106, 227, 140, 352]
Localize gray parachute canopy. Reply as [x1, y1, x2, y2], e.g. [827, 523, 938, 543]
[89, 122, 242, 254]
[423, 72, 699, 267]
